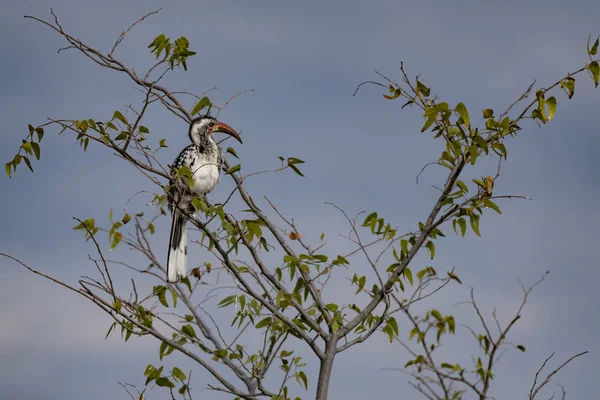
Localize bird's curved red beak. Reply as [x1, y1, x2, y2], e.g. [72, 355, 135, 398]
[211, 122, 243, 144]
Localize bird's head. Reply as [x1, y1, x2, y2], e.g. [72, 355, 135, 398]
[189, 116, 242, 147]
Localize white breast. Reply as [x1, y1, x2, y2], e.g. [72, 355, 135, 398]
[191, 161, 220, 195]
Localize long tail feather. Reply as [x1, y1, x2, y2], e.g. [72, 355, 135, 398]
[167, 210, 187, 282]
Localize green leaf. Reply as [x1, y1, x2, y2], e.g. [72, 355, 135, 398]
[425, 240, 435, 259]
[255, 317, 272, 329]
[431, 309, 443, 322]
[589, 35, 599, 56]
[110, 231, 122, 250]
[104, 322, 116, 339]
[531, 109, 545, 123]
[288, 164, 304, 177]
[382, 325, 394, 343]
[159, 138, 168, 148]
[36, 127, 44, 142]
[456, 180, 468, 194]
[387, 317, 399, 335]
[30, 142, 41, 160]
[482, 199, 501, 214]
[383, 87, 401, 100]
[482, 108, 494, 118]
[297, 370, 308, 390]
[22, 156, 33, 172]
[457, 218, 467, 237]
[5, 162, 11, 178]
[403, 268, 413, 286]
[325, 303, 339, 312]
[73, 218, 95, 231]
[191, 96, 211, 116]
[22, 142, 33, 155]
[588, 61, 599, 88]
[416, 80, 430, 97]
[561, 77, 575, 99]
[421, 113, 437, 132]
[172, 367, 187, 382]
[455, 102, 470, 128]
[226, 164, 241, 174]
[546, 96, 557, 120]
[139, 125, 149, 134]
[470, 214, 481, 237]
[226, 147, 239, 159]
[122, 214, 132, 224]
[155, 377, 175, 388]
[113, 110, 127, 124]
[355, 276, 366, 294]
[114, 132, 128, 141]
[181, 324, 197, 338]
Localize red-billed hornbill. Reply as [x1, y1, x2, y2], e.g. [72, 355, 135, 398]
[167, 116, 242, 283]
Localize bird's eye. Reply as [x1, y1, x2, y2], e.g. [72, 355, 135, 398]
[208, 122, 215, 127]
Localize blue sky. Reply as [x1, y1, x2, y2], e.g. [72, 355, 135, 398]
[1, 0, 599, 399]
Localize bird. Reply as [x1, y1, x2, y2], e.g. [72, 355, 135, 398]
[167, 115, 242, 283]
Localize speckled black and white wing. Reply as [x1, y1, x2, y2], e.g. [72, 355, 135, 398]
[167, 144, 199, 283]
[167, 141, 222, 283]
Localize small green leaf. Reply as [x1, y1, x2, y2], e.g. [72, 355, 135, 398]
[387, 317, 399, 335]
[403, 267, 413, 286]
[382, 325, 394, 343]
[5, 162, 11, 178]
[561, 77, 575, 99]
[531, 109, 545, 123]
[588, 61, 599, 88]
[139, 125, 149, 134]
[172, 367, 187, 382]
[546, 96, 557, 120]
[22, 157, 34, 172]
[297, 370, 308, 389]
[457, 218, 467, 237]
[36, 127, 44, 142]
[181, 324, 197, 338]
[383, 87, 401, 100]
[155, 377, 175, 388]
[226, 147, 239, 159]
[122, 214, 132, 224]
[455, 102, 470, 128]
[226, 164, 241, 174]
[110, 231, 123, 250]
[589, 35, 599, 56]
[456, 180, 468, 194]
[191, 96, 211, 116]
[482, 199, 501, 214]
[255, 317, 272, 329]
[288, 164, 304, 177]
[159, 138, 168, 148]
[113, 110, 127, 124]
[22, 142, 33, 155]
[425, 240, 435, 259]
[482, 108, 494, 118]
[355, 276, 366, 294]
[421, 113, 437, 133]
[30, 142, 41, 160]
[114, 132, 128, 141]
[416, 80, 430, 97]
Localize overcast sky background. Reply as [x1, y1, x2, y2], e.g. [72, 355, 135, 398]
[1, 0, 599, 399]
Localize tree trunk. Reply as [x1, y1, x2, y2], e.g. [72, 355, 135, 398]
[315, 339, 338, 400]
